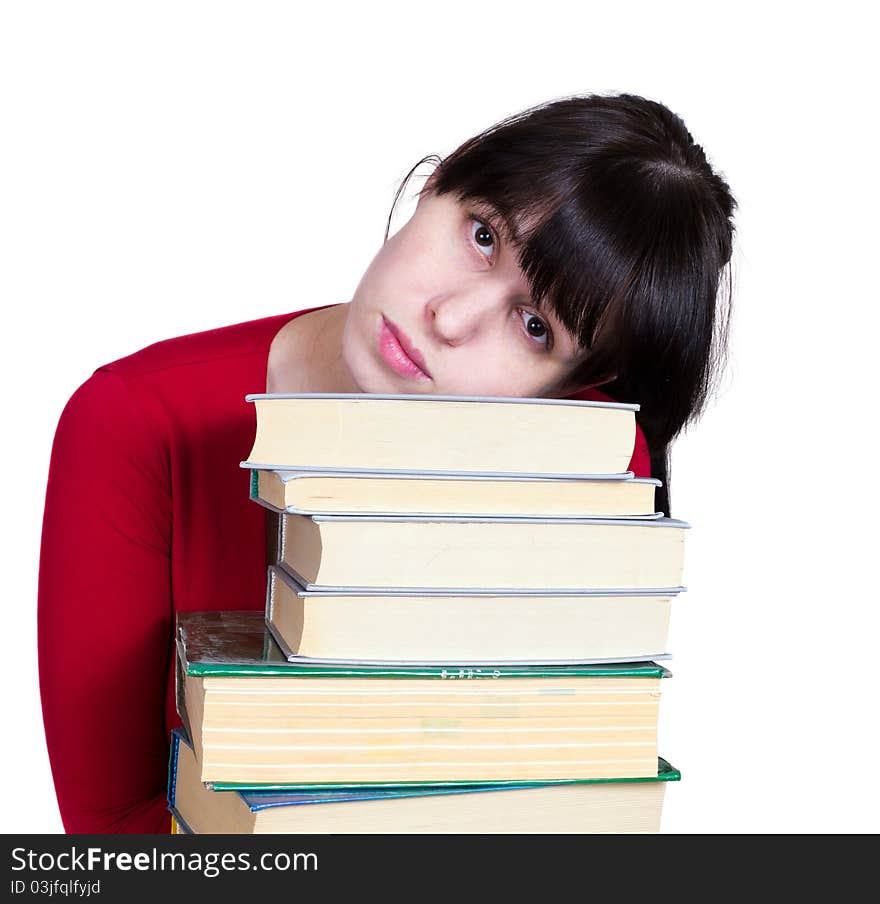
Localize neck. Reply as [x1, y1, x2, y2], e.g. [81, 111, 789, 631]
[307, 303, 360, 392]
[267, 303, 360, 394]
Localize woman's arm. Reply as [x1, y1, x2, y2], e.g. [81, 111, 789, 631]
[38, 369, 174, 833]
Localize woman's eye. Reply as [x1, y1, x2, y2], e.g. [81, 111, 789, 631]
[470, 219, 495, 259]
[519, 309, 551, 348]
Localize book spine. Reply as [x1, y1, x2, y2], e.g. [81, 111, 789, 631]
[166, 729, 182, 811]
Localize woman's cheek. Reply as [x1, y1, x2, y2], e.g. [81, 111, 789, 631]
[456, 365, 539, 398]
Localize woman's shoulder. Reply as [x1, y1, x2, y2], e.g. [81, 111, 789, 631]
[79, 306, 334, 405]
[55, 308, 324, 446]
[98, 310, 307, 383]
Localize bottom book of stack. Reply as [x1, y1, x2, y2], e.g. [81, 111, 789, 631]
[169, 728, 680, 834]
[169, 611, 680, 833]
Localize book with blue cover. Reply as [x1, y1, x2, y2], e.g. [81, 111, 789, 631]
[168, 727, 680, 834]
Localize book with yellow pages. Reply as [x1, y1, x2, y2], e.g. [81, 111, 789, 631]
[176, 611, 669, 787]
[275, 512, 688, 592]
[265, 564, 679, 665]
[241, 392, 639, 477]
[250, 468, 661, 518]
[167, 728, 680, 834]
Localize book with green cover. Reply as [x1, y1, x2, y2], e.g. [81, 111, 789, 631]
[168, 727, 680, 834]
[176, 612, 670, 787]
[176, 610, 670, 678]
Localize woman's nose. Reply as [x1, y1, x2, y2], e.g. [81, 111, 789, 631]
[426, 289, 498, 347]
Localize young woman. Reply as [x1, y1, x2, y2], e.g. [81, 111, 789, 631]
[38, 92, 735, 833]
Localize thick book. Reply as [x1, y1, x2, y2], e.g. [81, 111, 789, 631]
[276, 512, 689, 592]
[176, 611, 670, 786]
[250, 468, 661, 518]
[168, 728, 680, 834]
[241, 393, 639, 477]
[265, 564, 677, 664]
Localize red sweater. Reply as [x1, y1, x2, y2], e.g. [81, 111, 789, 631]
[37, 306, 651, 834]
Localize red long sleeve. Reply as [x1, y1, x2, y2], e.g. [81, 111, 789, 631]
[38, 370, 175, 833]
[37, 312, 298, 833]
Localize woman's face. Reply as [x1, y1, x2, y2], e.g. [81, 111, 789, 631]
[341, 190, 588, 398]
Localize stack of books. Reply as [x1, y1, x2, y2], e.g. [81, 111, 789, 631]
[169, 393, 688, 834]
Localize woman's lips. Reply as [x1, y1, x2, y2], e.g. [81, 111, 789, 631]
[378, 316, 432, 380]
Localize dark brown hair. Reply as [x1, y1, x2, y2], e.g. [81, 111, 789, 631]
[388, 93, 736, 513]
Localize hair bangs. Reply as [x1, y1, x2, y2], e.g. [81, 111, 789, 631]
[430, 176, 628, 359]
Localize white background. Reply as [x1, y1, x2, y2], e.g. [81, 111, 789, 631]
[2, 2, 878, 835]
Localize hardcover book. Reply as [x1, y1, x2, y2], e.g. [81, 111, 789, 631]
[176, 611, 669, 786]
[250, 467, 661, 518]
[276, 513, 689, 592]
[168, 728, 680, 834]
[265, 564, 678, 664]
[241, 392, 639, 477]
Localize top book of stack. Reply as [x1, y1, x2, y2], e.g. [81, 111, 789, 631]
[241, 393, 639, 477]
